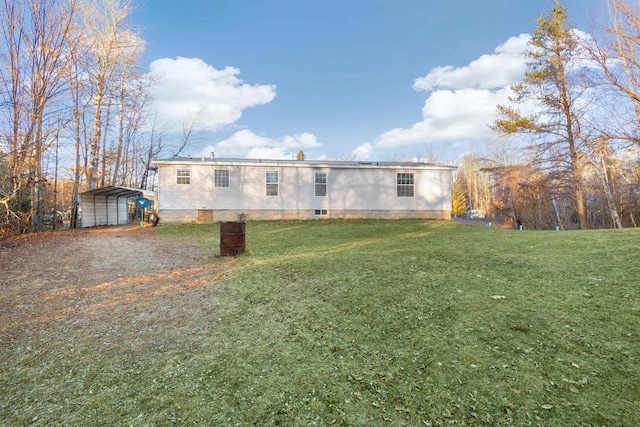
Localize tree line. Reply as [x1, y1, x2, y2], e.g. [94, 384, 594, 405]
[453, 0, 640, 229]
[0, 0, 160, 236]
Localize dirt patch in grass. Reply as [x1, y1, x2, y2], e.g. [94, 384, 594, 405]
[1, 225, 237, 424]
[1, 224, 226, 349]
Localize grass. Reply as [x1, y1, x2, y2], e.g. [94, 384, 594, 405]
[2, 220, 639, 426]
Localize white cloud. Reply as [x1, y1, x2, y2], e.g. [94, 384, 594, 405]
[350, 142, 373, 160]
[375, 34, 530, 149]
[376, 88, 512, 147]
[148, 57, 276, 133]
[413, 34, 529, 91]
[200, 129, 322, 159]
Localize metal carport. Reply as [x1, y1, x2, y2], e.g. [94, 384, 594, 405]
[80, 186, 155, 227]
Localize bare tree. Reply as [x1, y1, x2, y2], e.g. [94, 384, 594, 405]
[581, 0, 640, 227]
[139, 114, 164, 190]
[588, 0, 640, 145]
[64, 20, 90, 229]
[0, 0, 151, 235]
[171, 107, 205, 158]
[112, 54, 146, 185]
[77, 0, 139, 189]
[486, 164, 558, 229]
[454, 153, 492, 217]
[0, 0, 26, 233]
[0, 0, 77, 233]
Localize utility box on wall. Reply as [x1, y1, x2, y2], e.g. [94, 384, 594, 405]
[197, 209, 214, 223]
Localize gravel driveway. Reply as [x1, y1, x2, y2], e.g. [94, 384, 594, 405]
[0, 225, 222, 341]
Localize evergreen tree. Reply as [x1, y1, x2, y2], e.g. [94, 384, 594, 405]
[495, 0, 589, 229]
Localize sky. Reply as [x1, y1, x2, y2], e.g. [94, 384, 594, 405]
[133, 0, 605, 162]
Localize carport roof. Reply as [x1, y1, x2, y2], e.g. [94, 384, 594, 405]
[81, 186, 154, 198]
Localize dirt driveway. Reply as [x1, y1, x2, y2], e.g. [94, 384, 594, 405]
[0, 225, 225, 350]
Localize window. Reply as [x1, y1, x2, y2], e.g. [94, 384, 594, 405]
[397, 172, 414, 197]
[266, 170, 278, 196]
[314, 171, 327, 197]
[314, 209, 328, 216]
[177, 168, 191, 185]
[215, 169, 229, 188]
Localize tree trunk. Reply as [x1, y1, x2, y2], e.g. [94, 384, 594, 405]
[560, 57, 588, 229]
[52, 130, 60, 230]
[571, 160, 588, 229]
[33, 115, 44, 232]
[69, 63, 83, 229]
[87, 80, 103, 190]
[112, 78, 126, 185]
[598, 156, 623, 228]
[100, 99, 112, 188]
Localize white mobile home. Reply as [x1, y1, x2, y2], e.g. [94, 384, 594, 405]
[153, 158, 455, 222]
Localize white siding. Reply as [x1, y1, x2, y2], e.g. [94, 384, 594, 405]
[81, 194, 131, 227]
[80, 193, 97, 227]
[156, 161, 453, 221]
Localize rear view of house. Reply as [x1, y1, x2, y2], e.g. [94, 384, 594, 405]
[153, 158, 455, 222]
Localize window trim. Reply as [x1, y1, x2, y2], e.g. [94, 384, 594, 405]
[396, 172, 415, 197]
[266, 170, 279, 196]
[314, 171, 327, 197]
[176, 168, 191, 185]
[214, 169, 230, 188]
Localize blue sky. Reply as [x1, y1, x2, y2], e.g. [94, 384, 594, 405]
[134, 0, 604, 162]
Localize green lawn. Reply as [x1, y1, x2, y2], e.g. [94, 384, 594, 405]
[2, 220, 639, 426]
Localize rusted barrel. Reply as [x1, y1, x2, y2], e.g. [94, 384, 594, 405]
[220, 221, 245, 256]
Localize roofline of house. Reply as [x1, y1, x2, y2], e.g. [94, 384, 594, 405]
[152, 157, 457, 171]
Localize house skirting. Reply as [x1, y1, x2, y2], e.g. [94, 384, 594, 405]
[158, 209, 451, 223]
